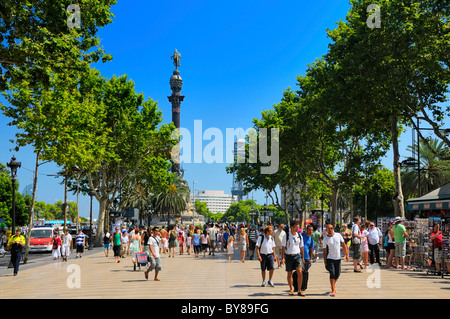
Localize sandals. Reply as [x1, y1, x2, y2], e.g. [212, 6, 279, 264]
[289, 290, 295, 295]
[298, 291, 305, 297]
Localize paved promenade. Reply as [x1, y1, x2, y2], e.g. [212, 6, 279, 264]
[0, 247, 449, 299]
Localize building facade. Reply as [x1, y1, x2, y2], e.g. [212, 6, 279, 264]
[191, 190, 238, 214]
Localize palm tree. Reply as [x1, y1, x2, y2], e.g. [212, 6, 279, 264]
[119, 184, 152, 225]
[402, 138, 450, 198]
[151, 174, 190, 225]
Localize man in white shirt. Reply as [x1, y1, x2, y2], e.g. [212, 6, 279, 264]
[273, 224, 286, 269]
[323, 223, 349, 297]
[145, 227, 162, 281]
[256, 226, 278, 287]
[367, 222, 382, 266]
[208, 223, 218, 256]
[61, 229, 72, 262]
[281, 221, 305, 296]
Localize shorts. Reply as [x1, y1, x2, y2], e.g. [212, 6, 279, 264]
[76, 245, 84, 254]
[61, 245, 70, 256]
[148, 256, 162, 272]
[326, 259, 341, 280]
[275, 246, 282, 258]
[201, 243, 209, 251]
[434, 248, 443, 261]
[260, 253, 275, 271]
[209, 241, 216, 249]
[285, 254, 302, 272]
[194, 245, 202, 254]
[387, 243, 395, 251]
[395, 242, 406, 258]
[313, 243, 320, 253]
[104, 244, 110, 250]
[353, 243, 361, 260]
[249, 241, 256, 251]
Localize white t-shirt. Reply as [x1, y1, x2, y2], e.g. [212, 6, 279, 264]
[256, 235, 276, 255]
[62, 233, 72, 246]
[322, 232, 344, 260]
[281, 231, 303, 255]
[148, 236, 161, 258]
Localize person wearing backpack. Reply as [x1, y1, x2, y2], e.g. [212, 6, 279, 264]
[281, 221, 305, 296]
[256, 225, 278, 287]
[7, 228, 25, 276]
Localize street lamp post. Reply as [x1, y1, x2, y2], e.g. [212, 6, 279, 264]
[374, 184, 380, 227]
[192, 181, 197, 226]
[88, 190, 95, 250]
[7, 156, 21, 233]
[320, 194, 325, 232]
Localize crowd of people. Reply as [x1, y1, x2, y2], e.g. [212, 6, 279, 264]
[93, 217, 400, 296]
[6, 215, 448, 297]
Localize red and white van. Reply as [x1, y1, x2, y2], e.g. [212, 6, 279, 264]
[29, 227, 55, 252]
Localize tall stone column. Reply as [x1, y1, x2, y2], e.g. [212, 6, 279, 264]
[168, 49, 184, 174]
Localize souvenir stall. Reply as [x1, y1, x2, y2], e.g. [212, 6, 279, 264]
[406, 182, 450, 275]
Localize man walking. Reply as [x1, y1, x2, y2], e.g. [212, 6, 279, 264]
[274, 224, 286, 268]
[323, 223, 349, 297]
[301, 224, 314, 294]
[281, 221, 304, 296]
[61, 229, 72, 262]
[7, 228, 25, 276]
[248, 224, 258, 260]
[145, 227, 162, 281]
[367, 222, 382, 266]
[75, 229, 86, 259]
[351, 217, 364, 272]
[311, 225, 321, 262]
[256, 226, 277, 287]
[393, 217, 412, 269]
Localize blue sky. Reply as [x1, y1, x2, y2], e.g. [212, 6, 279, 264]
[0, 0, 444, 219]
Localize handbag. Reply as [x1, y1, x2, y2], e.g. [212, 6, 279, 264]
[352, 237, 361, 245]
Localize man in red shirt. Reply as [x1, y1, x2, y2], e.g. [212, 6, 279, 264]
[430, 223, 449, 274]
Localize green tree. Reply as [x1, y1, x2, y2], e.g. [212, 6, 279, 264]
[151, 174, 190, 226]
[402, 138, 450, 199]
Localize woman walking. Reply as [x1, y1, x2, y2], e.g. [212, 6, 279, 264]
[193, 228, 201, 258]
[168, 226, 177, 258]
[103, 229, 111, 257]
[142, 228, 151, 256]
[131, 229, 142, 271]
[112, 227, 122, 263]
[200, 229, 210, 258]
[227, 235, 235, 262]
[238, 227, 249, 263]
[360, 225, 369, 269]
[51, 231, 62, 260]
[178, 226, 185, 255]
[386, 221, 396, 268]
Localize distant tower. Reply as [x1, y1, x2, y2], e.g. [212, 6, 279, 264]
[168, 49, 184, 175]
[231, 137, 245, 202]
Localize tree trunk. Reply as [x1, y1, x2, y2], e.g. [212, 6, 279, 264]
[330, 187, 338, 226]
[23, 152, 39, 264]
[391, 115, 405, 218]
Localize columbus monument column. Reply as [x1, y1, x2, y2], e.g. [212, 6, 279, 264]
[168, 49, 185, 174]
